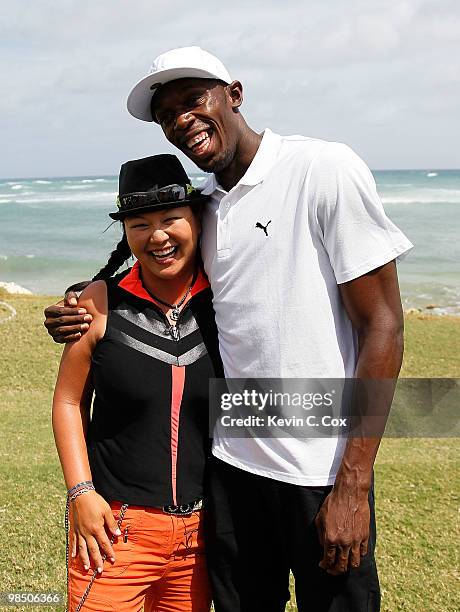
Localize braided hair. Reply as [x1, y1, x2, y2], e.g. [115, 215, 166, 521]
[92, 232, 132, 282]
[64, 232, 131, 294]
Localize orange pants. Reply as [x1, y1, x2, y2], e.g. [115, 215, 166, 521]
[68, 502, 211, 611]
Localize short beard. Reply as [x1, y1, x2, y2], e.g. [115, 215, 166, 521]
[195, 147, 235, 174]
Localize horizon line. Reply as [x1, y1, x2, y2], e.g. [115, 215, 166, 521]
[1, 168, 460, 181]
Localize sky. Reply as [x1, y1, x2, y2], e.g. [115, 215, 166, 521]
[1, 0, 459, 178]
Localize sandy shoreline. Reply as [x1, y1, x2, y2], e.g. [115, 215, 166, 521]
[0, 281, 33, 295]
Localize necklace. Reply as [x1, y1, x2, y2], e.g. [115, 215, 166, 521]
[143, 270, 197, 341]
[148, 285, 192, 321]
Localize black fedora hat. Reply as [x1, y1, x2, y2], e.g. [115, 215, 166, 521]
[109, 154, 208, 220]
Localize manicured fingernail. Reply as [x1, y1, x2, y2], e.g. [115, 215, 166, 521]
[97, 566, 102, 573]
[77, 308, 86, 314]
[115, 528, 121, 536]
[84, 564, 89, 570]
[81, 323, 89, 330]
[84, 315, 92, 321]
[110, 557, 115, 563]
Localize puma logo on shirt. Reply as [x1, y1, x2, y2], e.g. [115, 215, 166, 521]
[255, 220, 272, 236]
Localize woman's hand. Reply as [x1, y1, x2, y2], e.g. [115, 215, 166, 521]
[71, 491, 121, 573]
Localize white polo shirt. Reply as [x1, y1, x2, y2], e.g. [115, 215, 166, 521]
[201, 129, 413, 485]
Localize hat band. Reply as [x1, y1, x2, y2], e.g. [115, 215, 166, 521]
[117, 183, 198, 212]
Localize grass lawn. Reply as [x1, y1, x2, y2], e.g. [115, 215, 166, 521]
[0, 290, 459, 611]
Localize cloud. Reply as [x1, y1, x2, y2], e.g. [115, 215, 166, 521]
[1, 0, 459, 176]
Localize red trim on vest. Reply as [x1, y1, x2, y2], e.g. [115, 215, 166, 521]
[118, 260, 209, 303]
[170, 365, 186, 506]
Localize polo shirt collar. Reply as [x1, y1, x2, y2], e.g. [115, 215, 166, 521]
[201, 173, 220, 196]
[118, 260, 209, 304]
[201, 128, 281, 194]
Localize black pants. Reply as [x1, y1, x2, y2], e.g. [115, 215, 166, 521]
[206, 458, 380, 612]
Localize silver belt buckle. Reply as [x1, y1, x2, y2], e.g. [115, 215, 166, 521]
[163, 499, 202, 515]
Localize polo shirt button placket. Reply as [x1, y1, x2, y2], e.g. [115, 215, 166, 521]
[217, 197, 232, 257]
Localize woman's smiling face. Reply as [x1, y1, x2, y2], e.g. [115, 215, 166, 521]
[124, 205, 200, 284]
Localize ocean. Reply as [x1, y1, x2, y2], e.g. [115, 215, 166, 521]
[0, 170, 458, 314]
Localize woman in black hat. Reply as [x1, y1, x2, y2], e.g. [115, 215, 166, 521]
[52, 155, 222, 611]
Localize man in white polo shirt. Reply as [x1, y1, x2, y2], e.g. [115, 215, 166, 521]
[45, 47, 413, 611]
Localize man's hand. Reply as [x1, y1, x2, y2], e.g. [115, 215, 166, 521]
[315, 481, 370, 575]
[314, 261, 404, 575]
[44, 283, 93, 343]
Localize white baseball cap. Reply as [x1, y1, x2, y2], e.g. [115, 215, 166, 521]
[127, 46, 232, 122]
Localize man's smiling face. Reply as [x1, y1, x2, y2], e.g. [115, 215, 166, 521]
[152, 78, 242, 174]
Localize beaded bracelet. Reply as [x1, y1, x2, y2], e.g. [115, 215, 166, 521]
[67, 480, 95, 502]
[67, 480, 93, 497]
